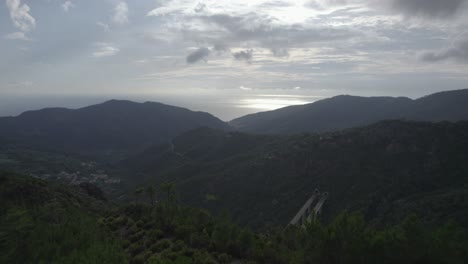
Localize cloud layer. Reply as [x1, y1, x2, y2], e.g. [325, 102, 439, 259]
[391, 0, 467, 18]
[92, 43, 120, 58]
[1, 0, 468, 116]
[3, 31, 28, 40]
[422, 34, 468, 63]
[310, 0, 468, 18]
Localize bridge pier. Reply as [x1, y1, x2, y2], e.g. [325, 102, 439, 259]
[289, 189, 328, 226]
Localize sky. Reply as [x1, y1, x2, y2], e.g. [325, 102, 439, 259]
[1, 0, 468, 120]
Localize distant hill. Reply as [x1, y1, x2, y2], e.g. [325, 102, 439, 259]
[230, 89, 468, 134]
[120, 120, 468, 228]
[0, 100, 229, 160]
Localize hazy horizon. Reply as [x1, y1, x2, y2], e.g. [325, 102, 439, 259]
[1, 87, 465, 121]
[0, 93, 315, 121]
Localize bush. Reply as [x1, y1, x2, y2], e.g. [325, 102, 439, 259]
[217, 253, 232, 263]
[172, 240, 186, 252]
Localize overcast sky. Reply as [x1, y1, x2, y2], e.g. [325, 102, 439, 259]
[1, 0, 468, 120]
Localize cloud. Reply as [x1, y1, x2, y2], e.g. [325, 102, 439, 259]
[239, 85, 253, 91]
[186, 47, 211, 64]
[62, 1, 75, 12]
[308, 0, 468, 18]
[232, 49, 253, 63]
[148, 3, 364, 62]
[421, 34, 468, 63]
[195, 13, 358, 49]
[391, 0, 467, 18]
[307, 0, 351, 8]
[6, 0, 36, 32]
[92, 43, 120, 57]
[213, 43, 229, 52]
[97, 22, 110, 31]
[194, 2, 206, 13]
[3, 31, 29, 40]
[270, 48, 289, 57]
[6, 81, 33, 89]
[113, 1, 129, 24]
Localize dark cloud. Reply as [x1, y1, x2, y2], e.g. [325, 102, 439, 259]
[232, 49, 253, 62]
[307, 0, 467, 18]
[391, 0, 467, 18]
[421, 36, 468, 63]
[186, 47, 210, 64]
[178, 12, 360, 63]
[195, 13, 358, 48]
[213, 43, 229, 52]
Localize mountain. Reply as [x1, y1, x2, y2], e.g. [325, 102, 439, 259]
[0, 100, 229, 160]
[119, 120, 468, 228]
[230, 89, 468, 134]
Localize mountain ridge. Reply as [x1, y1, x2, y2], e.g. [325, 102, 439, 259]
[0, 99, 229, 161]
[230, 89, 468, 134]
[1, 89, 467, 161]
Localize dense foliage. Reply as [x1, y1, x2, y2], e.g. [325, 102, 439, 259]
[121, 121, 468, 228]
[102, 198, 468, 263]
[0, 138, 94, 176]
[1, 173, 468, 263]
[0, 172, 126, 264]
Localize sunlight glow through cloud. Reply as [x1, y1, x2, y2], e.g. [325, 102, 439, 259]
[238, 97, 312, 110]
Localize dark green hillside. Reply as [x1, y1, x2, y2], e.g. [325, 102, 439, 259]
[121, 121, 468, 228]
[0, 137, 92, 174]
[102, 202, 468, 264]
[411, 89, 468, 120]
[230, 89, 468, 134]
[0, 172, 126, 263]
[2, 172, 468, 263]
[0, 137, 124, 198]
[0, 100, 229, 161]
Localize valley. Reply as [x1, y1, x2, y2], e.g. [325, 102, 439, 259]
[1, 89, 468, 263]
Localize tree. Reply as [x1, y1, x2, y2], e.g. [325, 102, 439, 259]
[146, 185, 156, 206]
[160, 182, 176, 204]
[134, 188, 144, 204]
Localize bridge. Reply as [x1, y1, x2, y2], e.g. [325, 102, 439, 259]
[289, 189, 328, 226]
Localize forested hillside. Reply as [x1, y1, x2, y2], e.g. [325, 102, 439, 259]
[2, 172, 468, 264]
[0, 100, 228, 161]
[230, 89, 468, 134]
[121, 121, 468, 228]
[0, 172, 125, 263]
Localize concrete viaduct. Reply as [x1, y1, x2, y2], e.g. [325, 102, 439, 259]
[289, 189, 329, 226]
